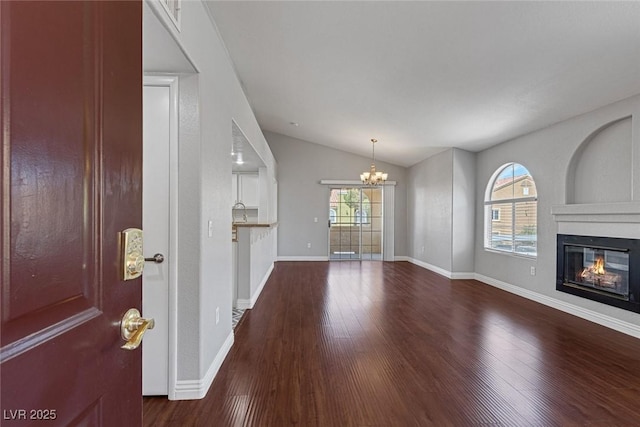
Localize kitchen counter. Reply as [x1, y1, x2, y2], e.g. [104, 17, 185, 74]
[232, 222, 278, 309]
[232, 222, 277, 242]
[232, 222, 277, 228]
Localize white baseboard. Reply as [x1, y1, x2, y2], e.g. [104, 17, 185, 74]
[235, 299, 252, 310]
[277, 256, 329, 261]
[450, 272, 476, 280]
[394, 256, 410, 261]
[172, 331, 234, 400]
[474, 273, 640, 339]
[407, 257, 450, 278]
[407, 259, 640, 339]
[236, 262, 274, 309]
[406, 257, 474, 280]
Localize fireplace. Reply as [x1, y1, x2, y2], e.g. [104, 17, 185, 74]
[557, 234, 640, 313]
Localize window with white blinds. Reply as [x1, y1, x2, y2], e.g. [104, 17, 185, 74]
[484, 163, 538, 257]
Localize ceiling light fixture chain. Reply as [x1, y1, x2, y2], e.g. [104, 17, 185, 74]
[360, 138, 388, 186]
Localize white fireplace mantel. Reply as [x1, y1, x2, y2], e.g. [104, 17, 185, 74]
[552, 202, 640, 240]
[551, 202, 640, 223]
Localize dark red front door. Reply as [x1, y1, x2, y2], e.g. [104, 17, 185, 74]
[1, 1, 143, 425]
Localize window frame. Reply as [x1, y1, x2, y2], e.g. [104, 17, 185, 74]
[329, 208, 337, 224]
[354, 209, 369, 225]
[484, 163, 538, 258]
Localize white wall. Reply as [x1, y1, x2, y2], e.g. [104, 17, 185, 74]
[452, 149, 476, 273]
[569, 117, 632, 204]
[474, 93, 640, 327]
[235, 225, 277, 308]
[408, 150, 454, 271]
[176, 74, 202, 382]
[407, 148, 475, 277]
[144, 0, 277, 398]
[266, 131, 408, 259]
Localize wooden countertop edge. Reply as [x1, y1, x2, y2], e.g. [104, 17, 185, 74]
[232, 222, 278, 228]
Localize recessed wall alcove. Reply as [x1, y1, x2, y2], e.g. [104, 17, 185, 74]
[553, 115, 640, 313]
[566, 116, 632, 204]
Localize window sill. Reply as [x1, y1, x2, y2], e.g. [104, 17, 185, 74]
[484, 248, 537, 260]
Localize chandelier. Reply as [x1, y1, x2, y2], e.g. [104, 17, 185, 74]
[360, 138, 388, 185]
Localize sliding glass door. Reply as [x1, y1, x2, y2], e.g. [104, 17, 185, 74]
[328, 187, 383, 260]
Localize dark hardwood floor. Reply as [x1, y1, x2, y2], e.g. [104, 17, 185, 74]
[143, 261, 640, 426]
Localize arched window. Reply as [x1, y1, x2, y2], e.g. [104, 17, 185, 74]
[485, 163, 537, 257]
[329, 209, 337, 224]
[354, 209, 368, 224]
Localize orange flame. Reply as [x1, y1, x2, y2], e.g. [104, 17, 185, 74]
[581, 257, 605, 278]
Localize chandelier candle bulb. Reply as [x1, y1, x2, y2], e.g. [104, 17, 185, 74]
[360, 138, 388, 186]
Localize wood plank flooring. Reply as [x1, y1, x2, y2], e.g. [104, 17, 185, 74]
[143, 261, 640, 426]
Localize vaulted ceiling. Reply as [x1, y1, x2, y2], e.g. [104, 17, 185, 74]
[206, 1, 640, 167]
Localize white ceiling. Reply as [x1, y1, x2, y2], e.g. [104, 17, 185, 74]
[207, 1, 640, 167]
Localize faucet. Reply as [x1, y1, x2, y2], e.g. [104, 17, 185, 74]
[232, 202, 248, 223]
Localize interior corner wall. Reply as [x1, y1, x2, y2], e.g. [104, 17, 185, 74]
[265, 131, 408, 259]
[407, 149, 454, 272]
[474, 93, 640, 327]
[406, 148, 477, 277]
[451, 149, 476, 274]
[145, 0, 277, 394]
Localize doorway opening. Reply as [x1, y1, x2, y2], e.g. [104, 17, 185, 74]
[142, 76, 179, 397]
[329, 187, 383, 260]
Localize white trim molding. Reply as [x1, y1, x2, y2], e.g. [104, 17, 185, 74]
[319, 179, 397, 186]
[235, 299, 252, 310]
[383, 185, 395, 261]
[237, 263, 274, 309]
[172, 331, 234, 400]
[159, 0, 182, 32]
[408, 259, 640, 339]
[551, 202, 640, 223]
[277, 256, 329, 262]
[475, 274, 640, 339]
[144, 75, 180, 400]
[407, 258, 474, 280]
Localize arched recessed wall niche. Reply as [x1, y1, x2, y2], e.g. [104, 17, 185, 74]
[566, 116, 633, 204]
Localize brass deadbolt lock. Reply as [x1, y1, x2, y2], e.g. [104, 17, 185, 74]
[120, 228, 144, 281]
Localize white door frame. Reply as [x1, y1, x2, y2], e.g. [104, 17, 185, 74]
[143, 75, 179, 399]
[382, 184, 395, 261]
[322, 180, 396, 261]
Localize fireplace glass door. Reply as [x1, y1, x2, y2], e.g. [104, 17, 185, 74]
[563, 245, 629, 299]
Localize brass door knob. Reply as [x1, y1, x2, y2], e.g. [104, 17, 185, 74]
[120, 308, 155, 350]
